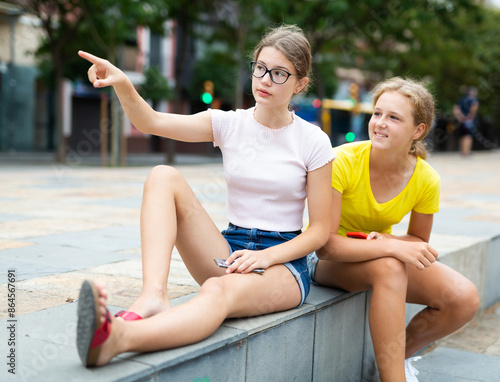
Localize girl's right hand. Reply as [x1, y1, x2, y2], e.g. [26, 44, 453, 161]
[389, 240, 439, 270]
[78, 51, 126, 88]
[367, 231, 385, 240]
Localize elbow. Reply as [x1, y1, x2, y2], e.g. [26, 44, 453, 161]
[136, 111, 161, 135]
[316, 246, 328, 260]
[317, 228, 330, 249]
[315, 233, 336, 260]
[317, 225, 333, 249]
[409, 233, 430, 243]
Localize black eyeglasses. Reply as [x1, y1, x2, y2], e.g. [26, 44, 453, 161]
[250, 62, 298, 84]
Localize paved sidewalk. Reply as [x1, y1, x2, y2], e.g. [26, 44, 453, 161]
[0, 149, 500, 381]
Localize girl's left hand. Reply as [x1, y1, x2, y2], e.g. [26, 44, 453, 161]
[225, 249, 271, 274]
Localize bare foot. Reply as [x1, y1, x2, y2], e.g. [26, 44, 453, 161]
[117, 288, 172, 320]
[88, 282, 127, 366]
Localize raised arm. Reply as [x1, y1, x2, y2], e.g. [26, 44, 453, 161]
[78, 51, 213, 142]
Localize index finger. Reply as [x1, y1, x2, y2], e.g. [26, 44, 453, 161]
[225, 250, 242, 265]
[425, 243, 439, 260]
[78, 50, 105, 65]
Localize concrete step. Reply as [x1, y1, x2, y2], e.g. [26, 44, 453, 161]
[3, 233, 500, 381]
[417, 347, 500, 381]
[3, 286, 370, 382]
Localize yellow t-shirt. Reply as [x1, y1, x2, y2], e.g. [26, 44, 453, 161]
[332, 141, 440, 236]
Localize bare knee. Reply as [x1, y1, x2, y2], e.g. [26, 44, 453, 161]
[372, 257, 407, 282]
[447, 279, 479, 323]
[144, 165, 182, 191]
[464, 282, 480, 320]
[370, 257, 407, 291]
[199, 277, 227, 303]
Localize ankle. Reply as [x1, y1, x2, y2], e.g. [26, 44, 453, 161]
[140, 285, 169, 299]
[128, 288, 172, 319]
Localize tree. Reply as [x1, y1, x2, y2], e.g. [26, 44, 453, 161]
[154, 0, 216, 163]
[460, 6, 500, 123]
[258, 0, 482, 99]
[203, 1, 268, 109]
[12, 0, 86, 163]
[139, 66, 174, 104]
[76, 0, 164, 165]
[13, 0, 165, 164]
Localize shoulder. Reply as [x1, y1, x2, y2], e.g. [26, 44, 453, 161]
[415, 157, 440, 185]
[210, 107, 253, 120]
[210, 108, 255, 135]
[211, 108, 255, 146]
[293, 114, 327, 135]
[293, 114, 332, 147]
[291, 114, 334, 169]
[334, 141, 370, 162]
[331, 141, 370, 191]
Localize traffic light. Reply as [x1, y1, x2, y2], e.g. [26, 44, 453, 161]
[201, 80, 214, 104]
[345, 132, 356, 142]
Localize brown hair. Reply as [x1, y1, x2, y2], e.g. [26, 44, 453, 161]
[371, 77, 435, 159]
[252, 25, 312, 94]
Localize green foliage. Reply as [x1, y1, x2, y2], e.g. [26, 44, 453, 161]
[28, 0, 166, 84]
[463, 7, 500, 120]
[139, 66, 173, 102]
[187, 49, 239, 104]
[265, 0, 500, 127]
[79, 0, 165, 57]
[22, 0, 500, 129]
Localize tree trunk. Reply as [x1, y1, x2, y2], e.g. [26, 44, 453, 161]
[166, 19, 189, 164]
[234, 21, 247, 110]
[54, 56, 66, 163]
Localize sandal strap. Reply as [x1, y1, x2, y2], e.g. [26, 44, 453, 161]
[91, 310, 111, 349]
[115, 310, 143, 321]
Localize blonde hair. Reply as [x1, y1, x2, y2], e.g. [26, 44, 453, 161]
[371, 77, 435, 159]
[252, 25, 312, 94]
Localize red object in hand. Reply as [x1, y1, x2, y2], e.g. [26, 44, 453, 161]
[346, 232, 368, 239]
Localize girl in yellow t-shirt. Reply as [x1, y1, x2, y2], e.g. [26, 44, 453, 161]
[311, 77, 479, 382]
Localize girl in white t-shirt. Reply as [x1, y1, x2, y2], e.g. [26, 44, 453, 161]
[75, 25, 333, 367]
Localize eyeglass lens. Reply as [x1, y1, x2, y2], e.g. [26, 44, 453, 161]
[251, 62, 290, 84]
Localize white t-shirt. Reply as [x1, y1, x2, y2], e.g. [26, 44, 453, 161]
[211, 107, 334, 232]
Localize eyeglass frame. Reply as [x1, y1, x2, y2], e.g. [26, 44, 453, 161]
[250, 61, 300, 85]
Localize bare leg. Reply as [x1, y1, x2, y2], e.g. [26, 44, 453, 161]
[460, 135, 473, 156]
[405, 262, 479, 357]
[126, 165, 230, 319]
[315, 257, 408, 382]
[90, 264, 301, 366]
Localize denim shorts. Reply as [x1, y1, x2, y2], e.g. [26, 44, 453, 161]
[221, 223, 311, 307]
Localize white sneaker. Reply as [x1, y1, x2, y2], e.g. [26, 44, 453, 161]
[404, 356, 421, 382]
[306, 252, 319, 282]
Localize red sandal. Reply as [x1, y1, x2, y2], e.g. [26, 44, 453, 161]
[76, 280, 112, 367]
[114, 310, 142, 321]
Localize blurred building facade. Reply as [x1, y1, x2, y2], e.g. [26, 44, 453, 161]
[0, 2, 43, 151]
[1, 2, 497, 157]
[70, 23, 181, 159]
[0, 2, 198, 158]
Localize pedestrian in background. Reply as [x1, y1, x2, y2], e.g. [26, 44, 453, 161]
[309, 77, 479, 382]
[453, 86, 479, 156]
[75, 25, 333, 367]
